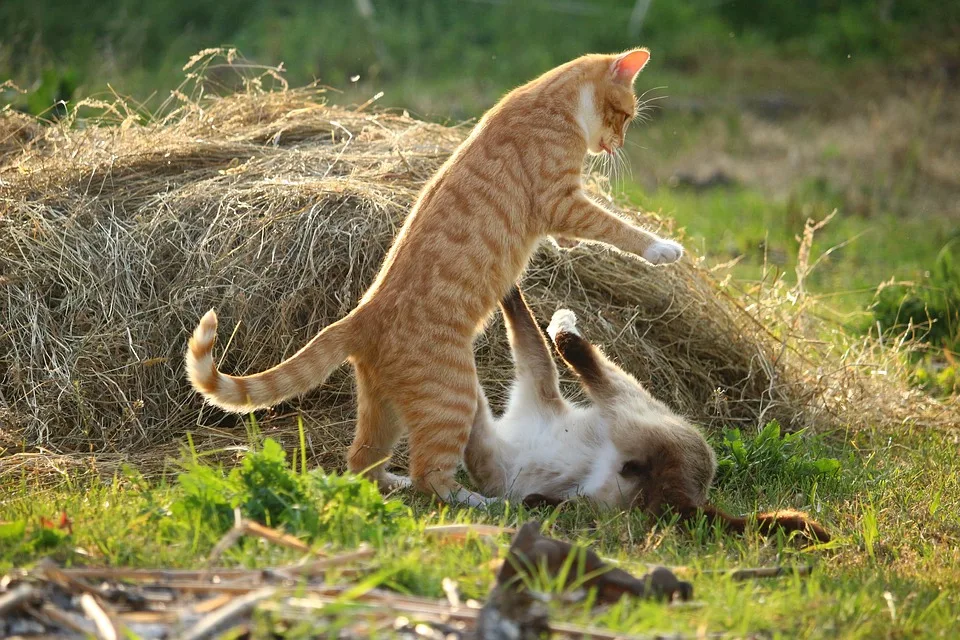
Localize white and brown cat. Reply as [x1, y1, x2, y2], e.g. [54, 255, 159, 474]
[186, 49, 684, 505]
[465, 287, 830, 542]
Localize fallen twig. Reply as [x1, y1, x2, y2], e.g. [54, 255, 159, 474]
[80, 593, 122, 640]
[30, 601, 96, 635]
[180, 587, 277, 640]
[39, 558, 106, 597]
[286, 544, 375, 577]
[242, 520, 312, 553]
[0, 583, 40, 616]
[207, 510, 315, 564]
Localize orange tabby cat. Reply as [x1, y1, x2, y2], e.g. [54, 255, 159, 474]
[186, 49, 684, 505]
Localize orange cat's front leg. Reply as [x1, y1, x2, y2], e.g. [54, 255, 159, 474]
[550, 194, 683, 265]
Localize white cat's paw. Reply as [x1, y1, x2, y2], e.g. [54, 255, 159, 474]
[642, 239, 684, 265]
[547, 309, 580, 340]
[446, 487, 497, 508]
[380, 472, 412, 492]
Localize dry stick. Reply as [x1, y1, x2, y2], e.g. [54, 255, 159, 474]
[80, 593, 122, 640]
[286, 545, 375, 577]
[207, 508, 246, 564]
[60, 543, 372, 587]
[61, 567, 279, 581]
[28, 602, 96, 636]
[39, 559, 106, 597]
[242, 520, 311, 552]
[0, 584, 43, 617]
[0, 583, 40, 616]
[191, 592, 236, 615]
[118, 610, 181, 624]
[208, 513, 313, 565]
[206, 523, 245, 565]
[273, 592, 722, 640]
[180, 586, 277, 640]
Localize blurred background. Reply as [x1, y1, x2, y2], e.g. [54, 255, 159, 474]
[2, 0, 958, 393]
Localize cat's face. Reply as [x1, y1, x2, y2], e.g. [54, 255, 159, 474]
[578, 49, 650, 155]
[603, 414, 716, 513]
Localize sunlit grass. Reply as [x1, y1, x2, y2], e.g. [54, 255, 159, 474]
[2, 422, 959, 637]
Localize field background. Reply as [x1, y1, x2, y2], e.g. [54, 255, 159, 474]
[2, 1, 960, 637]
[4, 1, 959, 342]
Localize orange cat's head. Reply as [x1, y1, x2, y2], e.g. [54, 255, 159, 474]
[575, 49, 651, 155]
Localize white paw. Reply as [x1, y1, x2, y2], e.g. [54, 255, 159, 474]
[446, 487, 497, 508]
[547, 309, 580, 340]
[380, 472, 412, 492]
[642, 239, 684, 265]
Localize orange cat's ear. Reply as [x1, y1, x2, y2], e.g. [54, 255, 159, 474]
[611, 48, 650, 85]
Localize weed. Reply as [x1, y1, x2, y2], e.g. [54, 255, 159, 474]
[714, 421, 841, 488]
[175, 437, 414, 547]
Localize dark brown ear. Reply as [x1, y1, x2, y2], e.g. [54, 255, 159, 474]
[680, 504, 831, 543]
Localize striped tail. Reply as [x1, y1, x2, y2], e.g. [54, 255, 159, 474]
[185, 309, 354, 413]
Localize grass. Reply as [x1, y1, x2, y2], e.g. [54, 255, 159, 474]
[2, 421, 959, 637]
[624, 183, 954, 314]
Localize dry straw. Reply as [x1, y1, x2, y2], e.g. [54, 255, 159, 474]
[1, 51, 953, 476]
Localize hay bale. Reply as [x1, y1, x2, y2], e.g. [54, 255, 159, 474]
[0, 78, 947, 469]
[0, 109, 43, 165]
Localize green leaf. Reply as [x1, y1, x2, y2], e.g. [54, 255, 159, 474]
[0, 520, 27, 542]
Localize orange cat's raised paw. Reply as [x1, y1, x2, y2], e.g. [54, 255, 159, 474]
[642, 239, 684, 265]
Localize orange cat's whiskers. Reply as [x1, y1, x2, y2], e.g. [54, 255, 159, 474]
[612, 149, 631, 192]
[635, 85, 667, 102]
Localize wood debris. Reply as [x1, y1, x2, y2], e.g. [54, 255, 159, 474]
[0, 520, 810, 638]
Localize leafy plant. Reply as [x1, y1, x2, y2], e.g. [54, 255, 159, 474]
[174, 437, 413, 547]
[861, 500, 879, 560]
[871, 239, 960, 396]
[0, 516, 73, 566]
[872, 239, 960, 353]
[715, 420, 841, 486]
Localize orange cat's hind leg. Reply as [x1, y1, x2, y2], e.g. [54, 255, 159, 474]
[347, 366, 409, 492]
[393, 366, 494, 507]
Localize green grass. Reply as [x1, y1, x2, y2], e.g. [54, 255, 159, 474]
[620, 174, 955, 320]
[6, 0, 956, 118]
[3, 423, 959, 637]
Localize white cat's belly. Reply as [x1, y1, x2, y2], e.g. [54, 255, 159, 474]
[493, 403, 617, 500]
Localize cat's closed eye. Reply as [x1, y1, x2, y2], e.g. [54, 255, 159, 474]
[620, 460, 650, 477]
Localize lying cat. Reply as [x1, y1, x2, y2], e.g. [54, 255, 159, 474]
[465, 287, 830, 542]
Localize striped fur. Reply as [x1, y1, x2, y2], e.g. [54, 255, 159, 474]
[186, 310, 355, 412]
[186, 49, 682, 504]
